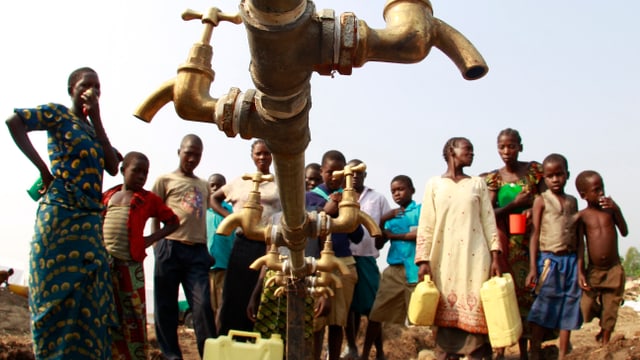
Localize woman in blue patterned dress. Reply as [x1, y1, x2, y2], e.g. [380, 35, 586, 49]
[6, 67, 121, 359]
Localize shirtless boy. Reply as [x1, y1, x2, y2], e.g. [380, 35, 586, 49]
[575, 170, 629, 345]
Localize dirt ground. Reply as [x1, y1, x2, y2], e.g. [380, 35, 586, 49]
[2, 284, 640, 360]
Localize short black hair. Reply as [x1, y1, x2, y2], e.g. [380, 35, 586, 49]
[442, 137, 471, 162]
[122, 151, 149, 170]
[497, 128, 522, 144]
[321, 150, 346, 166]
[575, 170, 602, 194]
[391, 175, 414, 192]
[67, 67, 97, 95]
[543, 153, 569, 171]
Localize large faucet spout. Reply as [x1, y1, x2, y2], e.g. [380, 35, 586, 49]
[134, 79, 175, 123]
[345, 0, 488, 80]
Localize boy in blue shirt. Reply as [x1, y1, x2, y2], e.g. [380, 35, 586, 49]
[361, 175, 421, 360]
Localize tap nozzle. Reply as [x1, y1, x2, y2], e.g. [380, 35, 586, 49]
[250, 243, 283, 271]
[315, 234, 350, 275]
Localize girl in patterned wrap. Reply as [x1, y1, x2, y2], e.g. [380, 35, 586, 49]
[483, 128, 544, 359]
[6, 67, 121, 359]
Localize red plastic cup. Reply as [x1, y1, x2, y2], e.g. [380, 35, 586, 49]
[509, 214, 526, 235]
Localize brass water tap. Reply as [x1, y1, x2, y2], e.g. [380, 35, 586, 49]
[133, 7, 241, 123]
[313, 269, 343, 289]
[326, 163, 382, 238]
[265, 271, 288, 288]
[216, 172, 274, 241]
[315, 233, 350, 276]
[250, 243, 284, 271]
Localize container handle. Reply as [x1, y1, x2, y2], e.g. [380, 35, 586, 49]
[228, 330, 261, 343]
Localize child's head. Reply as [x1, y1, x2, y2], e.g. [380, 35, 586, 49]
[575, 170, 605, 207]
[390, 175, 415, 208]
[121, 151, 150, 192]
[497, 128, 523, 165]
[208, 173, 226, 194]
[347, 159, 366, 193]
[320, 150, 346, 191]
[251, 139, 272, 174]
[442, 137, 474, 166]
[177, 134, 203, 176]
[305, 162, 322, 191]
[542, 153, 570, 194]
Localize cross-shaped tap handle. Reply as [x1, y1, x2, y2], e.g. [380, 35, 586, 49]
[332, 163, 366, 189]
[242, 172, 275, 192]
[182, 8, 242, 44]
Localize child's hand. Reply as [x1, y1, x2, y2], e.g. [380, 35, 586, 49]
[512, 189, 533, 208]
[374, 235, 387, 250]
[525, 271, 537, 291]
[599, 196, 619, 211]
[314, 296, 330, 318]
[40, 171, 54, 193]
[578, 272, 591, 291]
[417, 262, 432, 281]
[247, 296, 258, 323]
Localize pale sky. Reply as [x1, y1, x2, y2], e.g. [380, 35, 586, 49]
[1, 1, 638, 283]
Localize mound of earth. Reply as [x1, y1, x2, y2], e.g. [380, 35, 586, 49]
[2, 283, 640, 360]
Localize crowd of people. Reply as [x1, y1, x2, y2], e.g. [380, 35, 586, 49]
[5, 67, 629, 360]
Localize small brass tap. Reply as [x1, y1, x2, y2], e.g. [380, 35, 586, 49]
[315, 233, 350, 276]
[250, 243, 284, 271]
[324, 163, 382, 238]
[265, 271, 288, 288]
[216, 172, 274, 241]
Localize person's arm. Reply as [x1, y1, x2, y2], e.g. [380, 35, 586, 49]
[348, 224, 364, 244]
[415, 180, 435, 281]
[526, 195, 544, 287]
[576, 215, 590, 291]
[490, 250, 502, 277]
[145, 221, 179, 248]
[493, 189, 534, 218]
[323, 192, 341, 216]
[82, 91, 119, 176]
[145, 193, 179, 246]
[210, 187, 231, 218]
[602, 196, 629, 237]
[5, 114, 53, 189]
[376, 208, 398, 249]
[247, 266, 267, 322]
[478, 180, 503, 276]
[417, 261, 432, 282]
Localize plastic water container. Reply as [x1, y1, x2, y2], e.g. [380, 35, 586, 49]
[408, 275, 440, 326]
[509, 213, 527, 235]
[203, 330, 283, 360]
[480, 273, 522, 347]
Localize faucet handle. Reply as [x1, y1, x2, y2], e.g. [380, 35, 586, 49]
[182, 8, 242, 45]
[243, 172, 275, 192]
[182, 8, 242, 26]
[332, 162, 366, 190]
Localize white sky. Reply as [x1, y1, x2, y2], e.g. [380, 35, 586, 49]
[1, 1, 638, 283]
